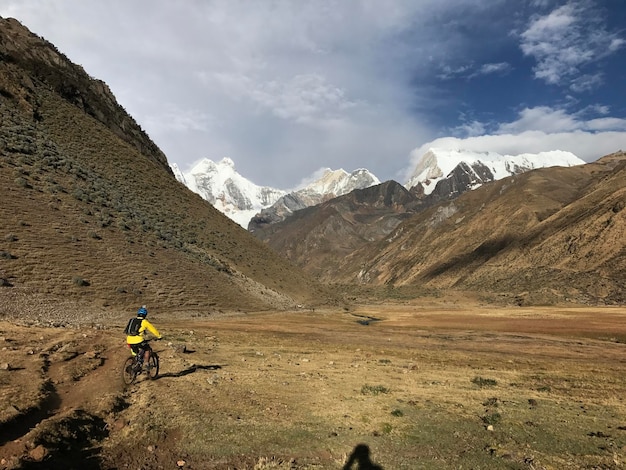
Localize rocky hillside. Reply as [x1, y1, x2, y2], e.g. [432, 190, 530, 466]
[350, 152, 626, 304]
[0, 17, 335, 319]
[253, 181, 420, 277]
[0, 17, 170, 173]
[256, 152, 626, 305]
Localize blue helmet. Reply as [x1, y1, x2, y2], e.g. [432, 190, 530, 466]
[137, 306, 148, 317]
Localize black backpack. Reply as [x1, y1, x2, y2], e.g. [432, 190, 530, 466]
[124, 317, 142, 336]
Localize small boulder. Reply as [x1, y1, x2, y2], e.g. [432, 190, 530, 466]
[29, 445, 47, 461]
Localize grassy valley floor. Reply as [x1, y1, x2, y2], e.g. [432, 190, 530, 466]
[1, 298, 626, 469]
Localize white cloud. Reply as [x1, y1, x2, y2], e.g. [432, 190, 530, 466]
[438, 62, 512, 81]
[141, 106, 215, 134]
[223, 73, 358, 127]
[477, 62, 511, 76]
[519, 1, 624, 89]
[452, 120, 487, 137]
[496, 106, 580, 134]
[2, 0, 624, 190]
[493, 106, 626, 134]
[437, 64, 474, 80]
[569, 73, 604, 93]
[609, 38, 626, 52]
[585, 117, 626, 132]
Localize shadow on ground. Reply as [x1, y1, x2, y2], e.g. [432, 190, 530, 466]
[343, 444, 383, 469]
[157, 364, 222, 379]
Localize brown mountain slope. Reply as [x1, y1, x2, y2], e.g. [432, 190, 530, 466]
[342, 153, 626, 304]
[253, 180, 421, 278]
[258, 152, 626, 305]
[0, 17, 334, 318]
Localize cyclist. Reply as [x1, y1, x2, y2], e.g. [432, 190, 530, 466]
[125, 305, 162, 371]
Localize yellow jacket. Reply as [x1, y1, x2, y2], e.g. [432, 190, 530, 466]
[126, 318, 162, 344]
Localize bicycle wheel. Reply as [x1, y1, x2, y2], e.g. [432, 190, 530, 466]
[147, 352, 159, 380]
[122, 356, 137, 385]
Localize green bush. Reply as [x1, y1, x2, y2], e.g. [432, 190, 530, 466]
[481, 412, 501, 426]
[361, 384, 390, 395]
[471, 376, 498, 387]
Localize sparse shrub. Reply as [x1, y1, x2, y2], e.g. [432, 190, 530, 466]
[481, 412, 501, 426]
[14, 177, 29, 188]
[4, 234, 18, 242]
[0, 251, 15, 259]
[378, 359, 391, 364]
[73, 188, 87, 201]
[72, 276, 90, 287]
[88, 231, 102, 240]
[361, 384, 390, 395]
[99, 216, 112, 228]
[391, 409, 403, 417]
[483, 397, 499, 407]
[471, 376, 498, 388]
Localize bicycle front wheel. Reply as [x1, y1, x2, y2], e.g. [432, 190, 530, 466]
[122, 356, 137, 385]
[147, 353, 159, 380]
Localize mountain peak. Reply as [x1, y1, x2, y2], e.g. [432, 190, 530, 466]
[220, 157, 235, 167]
[303, 168, 379, 195]
[406, 147, 585, 194]
[172, 158, 286, 227]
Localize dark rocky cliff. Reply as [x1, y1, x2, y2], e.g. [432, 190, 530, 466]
[0, 16, 171, 175]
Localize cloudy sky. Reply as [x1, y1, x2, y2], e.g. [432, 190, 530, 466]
[1, 0, 625, 189]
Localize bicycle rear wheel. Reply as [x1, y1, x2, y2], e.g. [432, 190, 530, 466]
[147, 352, 159, 380]
[122, 356, 137, 385]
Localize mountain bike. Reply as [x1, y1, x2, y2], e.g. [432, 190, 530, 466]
[122, 339, 160, 385]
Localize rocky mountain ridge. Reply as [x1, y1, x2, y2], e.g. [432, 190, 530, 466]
[0, 16, 171, 175]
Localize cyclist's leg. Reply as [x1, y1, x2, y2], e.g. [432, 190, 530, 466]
[129, 343, 143, 372]
[142, 343, 152, 369]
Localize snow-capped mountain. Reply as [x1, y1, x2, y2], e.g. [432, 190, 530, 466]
[172, 159, 380, 229]
[247, 168, 380, 232]
[171, 158, 286, 227]
[173, 149, 583, 229]
[405, 148, 585, 195]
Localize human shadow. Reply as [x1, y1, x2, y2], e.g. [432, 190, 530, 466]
[343, 444, 383, 470]
[156, 364, 222, 379]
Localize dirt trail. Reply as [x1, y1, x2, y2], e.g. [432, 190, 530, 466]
[0, 325, 128, 469]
